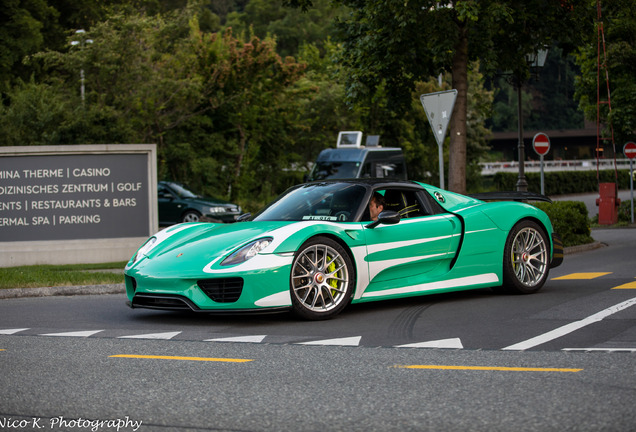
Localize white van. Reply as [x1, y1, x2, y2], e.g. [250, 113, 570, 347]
[306, 131, 408, 181]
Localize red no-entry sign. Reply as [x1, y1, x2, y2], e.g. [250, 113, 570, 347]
[624, 141, 636, 159]
[533, 133, 550, 157]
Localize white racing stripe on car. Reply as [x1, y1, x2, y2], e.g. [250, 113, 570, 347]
[351, 245, 371, 300]
[368, 252, 454, 281]
[203, 221, 358, 273]
[254, 291, 292, 307]
[126, 223, 204, 270]
[361, 273, 499, 299]
[465, 228, 498, 235]
[365, 234, 460, 254]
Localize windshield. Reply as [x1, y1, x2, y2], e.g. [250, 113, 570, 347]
[308, 161, 361, 181]
[253, 183, 367, 222]
[169, 183, 197, 199]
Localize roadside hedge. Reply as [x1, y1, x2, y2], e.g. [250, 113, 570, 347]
[493, 169, 631, 195]
[534, 201, 594, 247]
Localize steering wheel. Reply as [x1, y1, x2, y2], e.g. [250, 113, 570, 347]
[333, 211, 350, 221]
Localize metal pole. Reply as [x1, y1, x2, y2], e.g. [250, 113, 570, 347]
[80, 69, 85, 104]
[540, 154, 545, 195]
[516, 83, 528, 191]
[438, 143, 445, 190]
[631, 158, 634, 224]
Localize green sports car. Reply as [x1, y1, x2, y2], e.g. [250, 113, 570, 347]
[125, 179, 563, 320]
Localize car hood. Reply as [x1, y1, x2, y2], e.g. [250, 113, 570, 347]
[126, 221, 293, 277]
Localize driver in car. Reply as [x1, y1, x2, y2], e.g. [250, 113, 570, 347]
[369, 192, 385, 221]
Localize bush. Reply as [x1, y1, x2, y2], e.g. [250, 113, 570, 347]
[493, 170, 631, 195]
[618, 200, 634, 224]
[534, 201, 594, 247]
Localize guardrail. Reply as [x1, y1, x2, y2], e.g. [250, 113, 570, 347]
[480, 158, 632, 175]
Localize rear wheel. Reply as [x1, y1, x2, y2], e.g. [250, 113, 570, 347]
[501, 220, 550, 294]
[290, 237, 354, 320]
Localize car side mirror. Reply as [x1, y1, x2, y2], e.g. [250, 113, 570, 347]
[365, 210, 400, 229]
[237, 213, 252, 222]
[160, 193, 173, 200]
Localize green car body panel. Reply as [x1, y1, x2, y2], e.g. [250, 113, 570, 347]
[125, 180, 560, 316]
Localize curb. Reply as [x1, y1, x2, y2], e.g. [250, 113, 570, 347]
[564, 241, 605, 255]
[0, 283, 125, 300]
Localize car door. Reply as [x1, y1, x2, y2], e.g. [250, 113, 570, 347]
[361, 189, 462, 293]
[157, 185, 181, 225]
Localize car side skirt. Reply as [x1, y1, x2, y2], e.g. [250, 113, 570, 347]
[354, 273, 500, 302]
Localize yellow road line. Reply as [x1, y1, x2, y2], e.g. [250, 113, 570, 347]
[552, 272, 612, 280]
[397, 365, 582, 372]
[612, 281, 636, 289]
[110, 354, 253, 363]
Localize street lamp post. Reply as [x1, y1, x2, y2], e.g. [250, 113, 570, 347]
[516, 48, 548, 192]
[70, 29, 93, 104]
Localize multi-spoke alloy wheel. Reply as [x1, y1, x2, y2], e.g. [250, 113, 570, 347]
[182, 211, 201, 223]
[501, 221, 550, 294]
[290, 237, 354, 320]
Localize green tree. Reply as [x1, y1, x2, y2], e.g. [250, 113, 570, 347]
[285, 0, 592, 193]
[575, 0, 636, 149]
[0, 0, 60, 92]
[226, 0, 345, 57]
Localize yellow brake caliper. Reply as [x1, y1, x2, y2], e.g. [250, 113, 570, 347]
[327, 258, 338, 295]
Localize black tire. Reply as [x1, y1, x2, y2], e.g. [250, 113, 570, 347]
[181, 210, 201, 223]
[501, 220, 550, 294]
[290, 236, 354, 320]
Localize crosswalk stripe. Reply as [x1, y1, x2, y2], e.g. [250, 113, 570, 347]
[118, 331, 182, 340]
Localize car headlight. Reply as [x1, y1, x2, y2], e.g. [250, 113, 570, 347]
[208, 206, 226, 214]
[132, 237, 157, 263]
[221, 237, 273, 266]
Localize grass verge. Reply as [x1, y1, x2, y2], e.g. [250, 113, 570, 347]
[0, 262, 126, 290]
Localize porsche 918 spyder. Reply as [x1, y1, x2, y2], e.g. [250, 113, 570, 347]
[125, 179, 563, 320]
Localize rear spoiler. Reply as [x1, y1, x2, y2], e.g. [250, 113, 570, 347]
[468, 191, 552, 203]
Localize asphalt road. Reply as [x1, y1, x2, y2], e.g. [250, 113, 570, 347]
[0, 228, 634, 431]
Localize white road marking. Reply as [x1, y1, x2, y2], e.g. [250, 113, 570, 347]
[562, 348, 636, 353]
[395, 338, 464, 349]
[297, 336, 362, 346]
[0, 328, 30, 334]
[503, 296, 636, 351]
[205, 335, 267, 343]
[39, 330, 104, 337]
[118, 331, 182, 340]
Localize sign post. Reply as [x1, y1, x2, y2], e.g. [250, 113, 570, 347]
[624, 141, 636, 223]
[420, 90, 457, 190]
[532, 132, 551, 195]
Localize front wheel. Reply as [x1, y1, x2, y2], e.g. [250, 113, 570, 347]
[290, 237, 354, 320]
[181, 210, 201, 223]
[501, 220, 550, 294]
